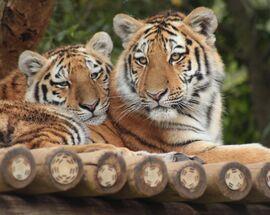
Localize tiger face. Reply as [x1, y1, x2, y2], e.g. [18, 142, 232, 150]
[113, 7, 224, 124]
[18, 32, 113, 125]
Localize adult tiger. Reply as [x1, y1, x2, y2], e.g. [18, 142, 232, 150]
[0, 32, 113, 126]
[90, 7, 270, 164]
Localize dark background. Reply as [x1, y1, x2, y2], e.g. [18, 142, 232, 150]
[38, 0, 270, 146]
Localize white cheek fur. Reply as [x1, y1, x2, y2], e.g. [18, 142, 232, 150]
[149, 108, 178, 122]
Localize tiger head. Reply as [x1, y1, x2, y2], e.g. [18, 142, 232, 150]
[18, 32, 113, 125]
[113, 7, 224, 124]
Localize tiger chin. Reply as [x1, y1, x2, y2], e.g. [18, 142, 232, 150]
[0, 31, 114, 126]
[105, 7, 270, 164]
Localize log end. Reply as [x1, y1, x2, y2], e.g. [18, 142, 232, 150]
[169, 161, 207, 200]
[255, 162, 270, 199]
[46, 148, 84, 191]
[219, 162, 252, 201]
[132, 156, 168, 197]
[1, 146, 36, 189]
[95, 152, 127, 194]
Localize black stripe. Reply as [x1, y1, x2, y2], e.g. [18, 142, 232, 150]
[41, 84, 48, 102]
[186, 38, 193, 46]
[175, 109, 200, 123]
[1, 85, 7, 99]
[206, 93, 216, 127]
[186, 34, 211, 76]
[161, 122, 204, 133]
[34, 81, 40, 101]
[91, 129, 108, 144]
[13, 134, 54, 145]
[44, 73, 50, 80]
[124, 55, 136, 93]
[203, 49, 210, 75]
[194, 47, 201, 72]
[103, 124, 119, 137]
[173, 139, 202, 146]
[11, 74, 20, 88]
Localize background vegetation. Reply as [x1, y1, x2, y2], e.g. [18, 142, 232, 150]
[38, 0, 270, 146]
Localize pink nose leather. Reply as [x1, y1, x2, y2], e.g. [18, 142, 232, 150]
[146, 88, 168, 102]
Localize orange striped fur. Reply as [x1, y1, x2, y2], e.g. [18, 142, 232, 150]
[0, 100, 88, 148]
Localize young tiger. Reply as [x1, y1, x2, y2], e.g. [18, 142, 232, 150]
[0, 32, 116, 149]
[87, 7, 270, 164]
[0, 32, 113, 126]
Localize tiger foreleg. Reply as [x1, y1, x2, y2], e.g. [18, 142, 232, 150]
[183, 141, 270, 164]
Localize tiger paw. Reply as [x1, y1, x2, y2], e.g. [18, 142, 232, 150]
[157, 152, 205, 164]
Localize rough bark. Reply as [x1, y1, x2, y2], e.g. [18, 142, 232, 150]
[226, 0, 270, 146]
[0, 0, 55, 79]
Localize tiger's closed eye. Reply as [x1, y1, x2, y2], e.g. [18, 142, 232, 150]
[170, 53, 185, 62]
[136, 56, 148, 65]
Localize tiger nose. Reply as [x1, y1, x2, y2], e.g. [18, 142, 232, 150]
[146, 88, 168, 102]
[79, 99, 100, 112]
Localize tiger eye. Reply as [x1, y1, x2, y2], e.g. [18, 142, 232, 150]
[91, 72, 100, 80]
[137, 57, 147, 65]
[171, 53, 182, 61]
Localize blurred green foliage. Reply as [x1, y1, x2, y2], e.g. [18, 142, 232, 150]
[38, 0, 270, 144]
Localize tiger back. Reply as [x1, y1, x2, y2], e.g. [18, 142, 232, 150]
[0, 100, 89, 148]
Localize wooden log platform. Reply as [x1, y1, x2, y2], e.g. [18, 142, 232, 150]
[0, 145, 269, 214]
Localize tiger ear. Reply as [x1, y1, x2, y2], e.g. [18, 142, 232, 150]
[18, 50, 48, 77]
[86, 32, 113, 58]
[184, 7, 218, 45]
[113, 14, 143, 47]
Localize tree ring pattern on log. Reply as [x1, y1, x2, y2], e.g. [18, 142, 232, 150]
[133, 157, 168, 197]
[143, 164, 163, 188]
[225, 168, 245, 191]
[255, 162, 270, 198]
[169, 161, 206, 200]
[218, 162, 252, 201]
[11, 155, 31, 181]
[50, 152, 79, 185]
[94, 152, 127, 194]
[97, 164, 117, 188]
[180, 166, 200, 190]
[2, 146, 36, 189]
